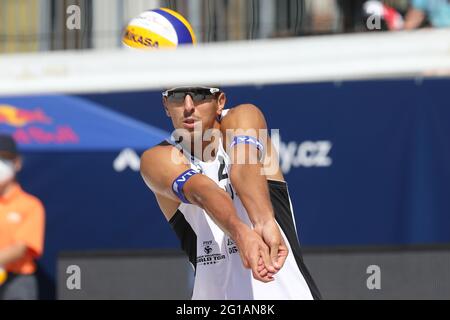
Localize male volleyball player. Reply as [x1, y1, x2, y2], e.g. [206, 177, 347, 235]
[140, 86, 321, 299]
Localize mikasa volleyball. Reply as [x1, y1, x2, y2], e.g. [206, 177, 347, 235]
[122, 8, 196, 49]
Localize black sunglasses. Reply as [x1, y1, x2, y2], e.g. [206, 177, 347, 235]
[162, 87, 221, 103]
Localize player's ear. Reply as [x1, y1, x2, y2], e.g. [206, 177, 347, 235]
[216, 92, 226, 115]
[162, 98, 171, 117]
[13, 156, 22, 172]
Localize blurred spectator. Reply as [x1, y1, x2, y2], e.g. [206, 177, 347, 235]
[305, 0, 340, 34]
[0, 135, 45, 300]
[337, 0, 367, 32]
[363, 0, 405, 31]
[404, 0, 450, 29]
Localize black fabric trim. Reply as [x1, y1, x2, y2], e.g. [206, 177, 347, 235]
[268, 180, 323, 300]
[169, 210, 197, 270]
[265, 179, 287, 187]
[157, 140, 172, 147]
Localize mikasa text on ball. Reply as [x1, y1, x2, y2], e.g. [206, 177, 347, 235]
[122, 8, 196, 49]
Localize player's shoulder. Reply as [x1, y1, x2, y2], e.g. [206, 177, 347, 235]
[142, 140, 172, 157]
[16, 186, 45, 213]
[221, 104, 266, 130]
[140, 140, 187, 172]
[222, 103, 264, 121]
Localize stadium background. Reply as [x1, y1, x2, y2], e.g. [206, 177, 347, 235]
[0, 0, 449, 299]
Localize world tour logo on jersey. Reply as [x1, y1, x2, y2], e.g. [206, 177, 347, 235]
[169, 127, 280, 176]
[197, 240, 226, 266]
[226, 238, 239, 255]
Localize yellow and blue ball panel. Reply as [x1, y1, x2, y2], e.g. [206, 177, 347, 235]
[122, 8, 196, 49]
[154, 8, 197, 45]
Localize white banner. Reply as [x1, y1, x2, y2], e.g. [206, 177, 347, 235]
[0, 29, 449, 96]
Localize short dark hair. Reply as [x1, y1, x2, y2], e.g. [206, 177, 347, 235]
[0, 134, 19, 159]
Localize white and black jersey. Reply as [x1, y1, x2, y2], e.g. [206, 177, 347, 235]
[164, 111, 321, 300]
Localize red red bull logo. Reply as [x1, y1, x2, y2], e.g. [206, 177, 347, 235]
[0, 105, 52, 127]
[0, 104, 79, 145]
[13, 126, 79, 144]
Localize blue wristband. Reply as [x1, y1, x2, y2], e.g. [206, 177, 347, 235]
[172, 169, 198, 204]
[230, 135, 264, 159]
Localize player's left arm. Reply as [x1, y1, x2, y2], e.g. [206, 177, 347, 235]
[221, 104, 288, 271]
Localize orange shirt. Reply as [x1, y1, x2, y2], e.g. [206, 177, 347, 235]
[0, 183, 45, 274]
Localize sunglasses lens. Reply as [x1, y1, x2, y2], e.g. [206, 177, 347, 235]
[167, 92, 185, 102]
[166, 88, 217, 103]
[191, 93, 208, 101]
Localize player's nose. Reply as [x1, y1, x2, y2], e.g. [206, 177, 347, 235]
[183, 94, 195, 112]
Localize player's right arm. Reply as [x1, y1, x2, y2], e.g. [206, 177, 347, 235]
[140, 145, 274, 282]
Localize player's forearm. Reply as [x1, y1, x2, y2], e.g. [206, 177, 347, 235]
[0, 243, 27, 266]
[186, 182, 250, 240]
[230, 163, 274, 226]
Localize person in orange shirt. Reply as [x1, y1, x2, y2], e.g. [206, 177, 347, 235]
[0, 134, 45, 300]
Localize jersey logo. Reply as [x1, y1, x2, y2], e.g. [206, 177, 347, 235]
[197, 240, 226, 266]
[204, 246, 213, 254]
[6, 211, 22, 223]
[226, 238, 239, 255]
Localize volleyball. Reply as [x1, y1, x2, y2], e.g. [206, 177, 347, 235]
[122, 8, 197, 50]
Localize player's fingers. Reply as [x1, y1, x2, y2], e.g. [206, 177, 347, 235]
[257, 257, 271, 276]
[258, 256, 264, 265]
[253, 269, 274, 283]
[261, 269, 274, 281]
[249, 251, 263, 278]
[270, 243, 280, 270]
[252, 268, 270, 282]
[257, 257, 271, 277]
[250, 251, 274, 282]
[258, 265, 269, 277]
[274, 244, 289, 270]
[257, 259, 265, 272]
[260, 243, 276, 273]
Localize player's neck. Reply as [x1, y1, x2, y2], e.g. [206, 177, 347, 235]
[188, 121, 221, 162]
[0, 181, 15, 197]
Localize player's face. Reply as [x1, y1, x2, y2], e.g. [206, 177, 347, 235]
[0, 154, 21, 189]
[163, 88, 226, 134]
